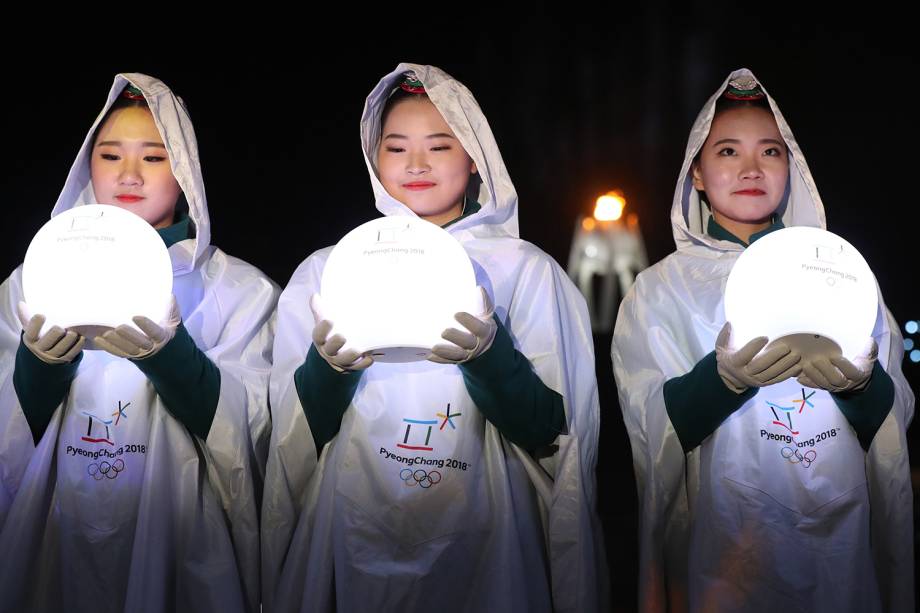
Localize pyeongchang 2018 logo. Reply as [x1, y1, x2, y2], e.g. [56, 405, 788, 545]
[761, 388, 839, 469]
[379, 403, 469, 486]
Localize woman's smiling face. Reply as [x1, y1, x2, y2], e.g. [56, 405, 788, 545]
[91, 106, 181, 229]
[377, 97, 476, 227]
[693, 105, 789, 236]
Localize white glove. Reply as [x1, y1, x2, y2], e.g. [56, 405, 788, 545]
[715, 322, 802, 393]
[94, 295, 181, 359]
[797, 338, 877, 393]
[429, 287, 497, 365]
[310, 294, 373, 372]
[17, 302, 84, 364]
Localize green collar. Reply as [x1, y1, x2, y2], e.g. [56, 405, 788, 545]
[707, 216, 784, 247]
[441, 199, 482, 229]
[156, 212, 191, 248]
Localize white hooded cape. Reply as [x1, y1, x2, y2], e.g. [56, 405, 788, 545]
[261, 63, 606, 613]
[612, 69, 914, 613]
[0, 74, 279, 613]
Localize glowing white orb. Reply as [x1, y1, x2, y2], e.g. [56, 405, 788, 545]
[905, 339, 915, 351]
[906, 320, 918, 335]
[23, 205, 173, 344]
[911, 350, 920, 364]
[724, 227, 878, 361]
[320, 217, 481, 362]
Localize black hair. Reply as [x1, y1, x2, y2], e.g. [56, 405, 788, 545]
[380, 86, 429, 128]
[91, 88, 150, 147]
[712, 93, 771, 116]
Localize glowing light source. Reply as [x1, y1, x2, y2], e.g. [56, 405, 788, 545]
[905, 339, 915, 351]
[321, 217, 481, 362]
[911, 350, 920, 363]
[724, 227, 878, 361]
[22, 204, 173, 342]
[906, 321, 918, 335]
[593, 191, 625, 222]
[581, 217, 596, 231]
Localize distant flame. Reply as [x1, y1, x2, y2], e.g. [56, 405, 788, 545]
[594, 191, 625, 221]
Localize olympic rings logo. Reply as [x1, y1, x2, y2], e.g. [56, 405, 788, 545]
[87, 459, 125, 481]
[400, 468, 442, 489]
[781, 447, 816, 468]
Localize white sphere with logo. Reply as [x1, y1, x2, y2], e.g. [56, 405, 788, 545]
[724, 226, 878, 360]
[23, 204, 174, 343]
[321, 216, 481, 362]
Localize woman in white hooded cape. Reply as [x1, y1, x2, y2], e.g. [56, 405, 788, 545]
[612, 68, 914, 612]
[262, 63, 606, 613]
[0, 74, 278, 613]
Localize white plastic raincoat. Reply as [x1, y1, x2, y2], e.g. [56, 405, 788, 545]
[0, 74, 278, 613]
[262, 63, 606, 613]
[612, 69, 914, 613]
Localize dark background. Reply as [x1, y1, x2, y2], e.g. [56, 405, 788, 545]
[2, 14, 916, 611]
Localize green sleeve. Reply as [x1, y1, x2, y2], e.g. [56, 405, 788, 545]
[457, 316, 567, 451]
[663, 351, 757, 452]
[12, 337, 82, 444]
[294, 345, 364, 453]
[831, 362, 895, 451]
[131, 323, 220, 440]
